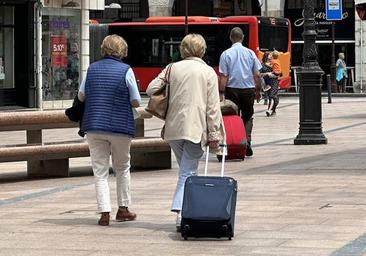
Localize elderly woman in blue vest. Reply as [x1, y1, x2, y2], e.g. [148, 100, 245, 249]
[147, 34, 225, 232]
[78, 35, 141, 226]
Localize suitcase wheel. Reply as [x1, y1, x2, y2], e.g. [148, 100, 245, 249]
[228, 231, 234, 240]
[182, 224, 190, 240]
[183, 224, 190, 232]
[222, 225, 233, 240]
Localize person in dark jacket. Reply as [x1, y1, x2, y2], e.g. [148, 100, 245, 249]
[78, 34, 141, 226]
[260, 52, 280, 117]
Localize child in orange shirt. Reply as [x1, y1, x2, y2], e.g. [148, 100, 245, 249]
[270, 50, 282, 80]
[265, 50, 282, 116]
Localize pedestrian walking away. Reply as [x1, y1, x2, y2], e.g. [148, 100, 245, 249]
[78, 34, 141, 226]
[146, 33, 225, 232]
[219, 27, 262, 156]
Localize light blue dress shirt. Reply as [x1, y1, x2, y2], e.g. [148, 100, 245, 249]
[79, 68, 141, 104]
[219, 42, 262, 89]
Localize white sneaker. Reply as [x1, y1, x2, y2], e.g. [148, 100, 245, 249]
[266, 111, 271, 117]
[176, 212, 182, 232]
[263, 85, 271, 92]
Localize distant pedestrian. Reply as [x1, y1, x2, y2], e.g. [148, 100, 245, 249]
[260, 52, 279, 117]
[260, 51, 273, 91]
[336, 52, 347, 93]
[219, 27, 262, 156]
[78, 35, 141, 226]
[147, 33, 225, 232]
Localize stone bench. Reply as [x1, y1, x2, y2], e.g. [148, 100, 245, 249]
[0, 108, 171, 177]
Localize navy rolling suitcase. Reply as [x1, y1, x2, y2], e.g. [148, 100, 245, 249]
[180, 146, 237, 240]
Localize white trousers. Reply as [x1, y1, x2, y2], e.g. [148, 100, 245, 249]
[87, 133, 132, 213]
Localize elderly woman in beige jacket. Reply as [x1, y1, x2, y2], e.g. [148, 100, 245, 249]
[146, 33, 225, 231]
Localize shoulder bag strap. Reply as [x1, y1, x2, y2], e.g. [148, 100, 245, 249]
[164, 63, 173, 117]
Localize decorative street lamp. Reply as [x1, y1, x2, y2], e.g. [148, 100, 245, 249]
[294, 0, 327, 145]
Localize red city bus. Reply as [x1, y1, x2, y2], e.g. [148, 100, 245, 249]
[90, 16, 292, 91]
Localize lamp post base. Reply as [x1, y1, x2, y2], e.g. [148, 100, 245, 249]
[294, 68, 327, 145]
[294, 133, 327, 145]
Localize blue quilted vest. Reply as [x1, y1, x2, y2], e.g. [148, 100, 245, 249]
[81, 56, 135, 136]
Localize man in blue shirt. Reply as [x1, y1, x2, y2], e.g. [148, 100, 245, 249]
[219, 27, 262, 156]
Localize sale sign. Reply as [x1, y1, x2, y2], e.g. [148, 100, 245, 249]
[51, 35, 67, 68]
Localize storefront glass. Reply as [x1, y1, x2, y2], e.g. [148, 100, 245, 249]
[0, 6, 14, 90]
[42, 8, 81, 102]
[285, 0, 355, 91]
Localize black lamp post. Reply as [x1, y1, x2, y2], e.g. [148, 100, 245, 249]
[294, 0, 327, 145]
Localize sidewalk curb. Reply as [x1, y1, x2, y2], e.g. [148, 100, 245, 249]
[280, 92, 366, 97]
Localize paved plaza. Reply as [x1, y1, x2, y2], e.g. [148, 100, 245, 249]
[0, 96, 366, 256]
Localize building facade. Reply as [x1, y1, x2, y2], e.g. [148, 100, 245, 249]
[0, 0, 37, 107]
[0, 0, 362, 108]
[0, 0, 104, 108]
[148, 0, 362, 92]
[262, 0, 361, 92]
[284, 0, 356, 91]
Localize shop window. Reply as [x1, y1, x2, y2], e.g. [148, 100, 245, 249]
[42, 8, 81, 101]
[90, 0, 148, 22]
[213, 0, 233, 17]
[0, 6, 14, 89]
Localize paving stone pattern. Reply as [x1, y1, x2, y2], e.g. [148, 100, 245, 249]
[0, 97, 366, 256]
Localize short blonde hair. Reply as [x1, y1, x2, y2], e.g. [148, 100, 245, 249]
[179, 34, 207, 59]
[101, 34, 128, 59]
[272, 50, 280, 59]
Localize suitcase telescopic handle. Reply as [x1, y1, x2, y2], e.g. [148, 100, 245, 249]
[204, 144, 227, 177]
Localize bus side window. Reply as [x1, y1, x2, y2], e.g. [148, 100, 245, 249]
[152, 39, 159, 57]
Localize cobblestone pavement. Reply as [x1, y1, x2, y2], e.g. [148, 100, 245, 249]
[0, 97, 366, 256]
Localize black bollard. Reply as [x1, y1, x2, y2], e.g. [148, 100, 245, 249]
[326, 74, 332, 104]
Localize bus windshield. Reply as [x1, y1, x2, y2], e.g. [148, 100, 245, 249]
[258, 23, 289, 52]
[109, 24, 249, 67]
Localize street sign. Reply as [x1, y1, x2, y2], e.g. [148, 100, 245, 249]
[325, 0, 343, 20]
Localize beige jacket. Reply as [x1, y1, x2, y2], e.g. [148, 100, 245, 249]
[146, 57, 225, 151]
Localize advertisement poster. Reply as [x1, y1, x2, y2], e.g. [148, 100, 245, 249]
[51, 35, 67, 68]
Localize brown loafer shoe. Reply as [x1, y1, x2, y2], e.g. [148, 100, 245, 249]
[98, 212, 110, 226]
[116, 207, 136, 222]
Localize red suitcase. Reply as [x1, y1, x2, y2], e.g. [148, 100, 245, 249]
[218, 115, 247, 161]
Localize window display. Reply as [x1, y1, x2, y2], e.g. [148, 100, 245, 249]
[42, 8, 81, 101]
[0, 6, 14, 89]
